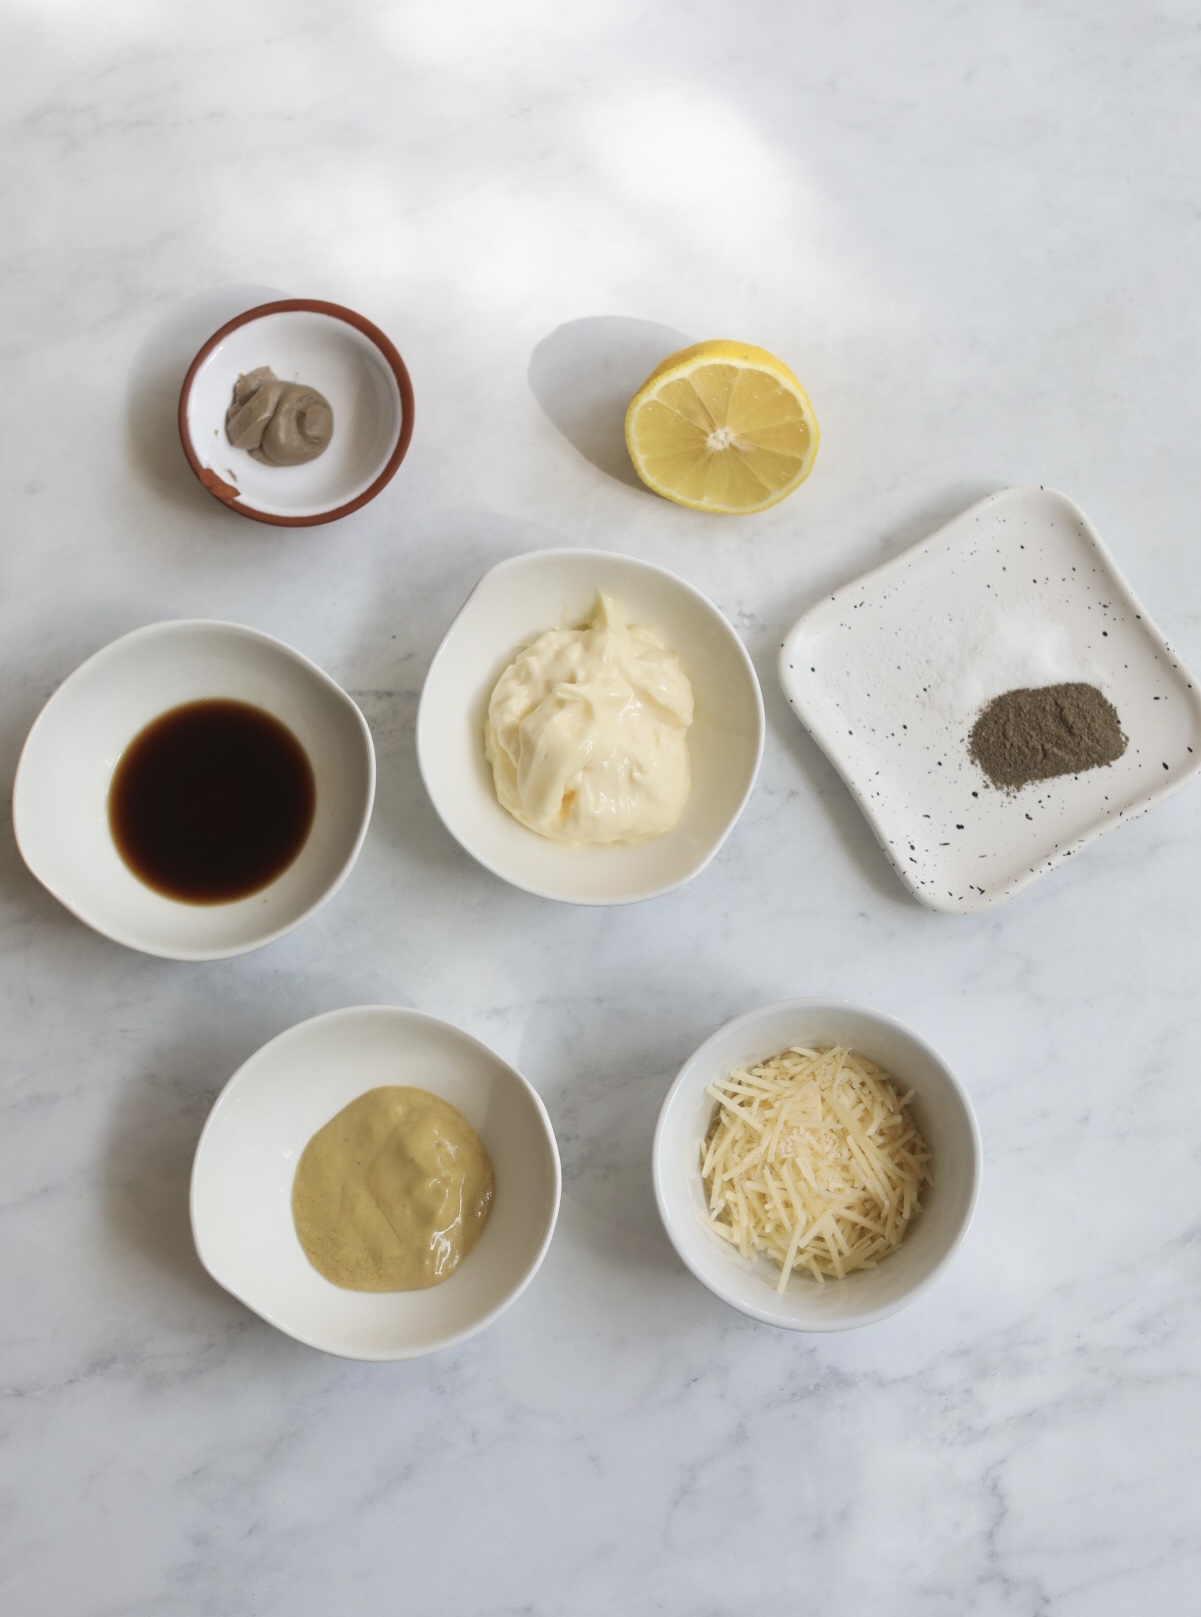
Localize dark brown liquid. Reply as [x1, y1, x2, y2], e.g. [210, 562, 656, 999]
[108, 699, 317, 903]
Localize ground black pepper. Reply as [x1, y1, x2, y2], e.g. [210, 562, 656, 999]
[968, 682, 1127, 791]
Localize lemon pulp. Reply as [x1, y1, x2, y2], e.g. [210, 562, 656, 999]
[625, 339, 819, 514]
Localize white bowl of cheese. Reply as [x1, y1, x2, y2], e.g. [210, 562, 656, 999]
[417, 549, 765, 904]
[653, 1000, 981, 1331]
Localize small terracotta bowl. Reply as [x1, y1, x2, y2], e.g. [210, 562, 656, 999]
[178, 299, 414, 526]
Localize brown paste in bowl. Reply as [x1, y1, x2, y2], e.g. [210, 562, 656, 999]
[291, 1086, 494, 1291]
[225, 366, 334, 466]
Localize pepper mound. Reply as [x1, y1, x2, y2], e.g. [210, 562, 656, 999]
[969, 682, 1127, 790]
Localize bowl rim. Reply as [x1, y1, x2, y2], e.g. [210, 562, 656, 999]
[188, 1003, 564, 1360]
[415, 546, 767, 906]
[177, 298, 416, 528]
[11, 617, 377, 961]
[652, 997, 983, 1331]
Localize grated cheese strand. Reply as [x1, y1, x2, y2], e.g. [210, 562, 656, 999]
[701, 1044, 931, 1286]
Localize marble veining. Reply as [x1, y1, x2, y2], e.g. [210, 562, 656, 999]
[2, 3, 1201, 1614]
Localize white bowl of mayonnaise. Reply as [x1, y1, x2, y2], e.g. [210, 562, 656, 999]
[417, 549, 765, 904]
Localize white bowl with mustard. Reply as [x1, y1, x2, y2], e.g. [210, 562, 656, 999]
[417, 549, 765, 904]
[190, 1005, 562, 1360]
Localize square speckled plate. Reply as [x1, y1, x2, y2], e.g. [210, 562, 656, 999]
[779, 487, 1201, 913]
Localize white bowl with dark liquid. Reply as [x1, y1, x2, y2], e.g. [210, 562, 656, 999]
[13, 620, 375, 959]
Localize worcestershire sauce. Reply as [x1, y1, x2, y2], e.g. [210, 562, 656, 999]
[108, 699, 316, 903]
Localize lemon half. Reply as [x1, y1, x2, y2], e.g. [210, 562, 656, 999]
[625, 340, 819, 514]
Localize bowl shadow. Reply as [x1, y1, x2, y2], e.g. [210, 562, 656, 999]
[100, 974, 411, 1312]
[528, 315, 692, 489]
[126, 283, 285, 511]
[101, 1024, 260, 1311]
[761, 485, 998, 909]
[517, 993, 717, 1270]
[343, 508, 580, 887]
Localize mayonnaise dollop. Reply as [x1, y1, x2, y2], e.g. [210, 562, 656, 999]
[484, 594, 694, 844]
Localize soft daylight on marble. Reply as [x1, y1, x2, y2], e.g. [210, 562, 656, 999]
[2, 3, 1200, 1615]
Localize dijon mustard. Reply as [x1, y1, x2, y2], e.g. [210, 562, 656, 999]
[292, 1087, 494, 1291]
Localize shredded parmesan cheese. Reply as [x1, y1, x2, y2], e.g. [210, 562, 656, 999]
[701, 1045, 931, 1289]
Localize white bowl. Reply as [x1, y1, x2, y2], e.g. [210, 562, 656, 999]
[13, 620, 375, 960]
[190, 1006, 562, 1360]
[178, 299, 414, 526]
[416, 549, 765, 904]
[653, 1000, 981, 1331]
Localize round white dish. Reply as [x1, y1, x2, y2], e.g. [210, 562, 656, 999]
[653, 999, 981, 1331]
[178, 299, 414, 525]
[416, 548, 765, 904]
[12, 620, 375, 960]
[190, 1005, 562, 1360]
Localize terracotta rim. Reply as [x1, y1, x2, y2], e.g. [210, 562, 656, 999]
[177, 298, 415, 528]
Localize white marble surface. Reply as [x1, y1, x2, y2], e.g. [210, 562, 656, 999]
[3, 3, 1200, 1612]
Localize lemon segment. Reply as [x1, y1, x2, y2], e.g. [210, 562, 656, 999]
[625, 340, 819, 514]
